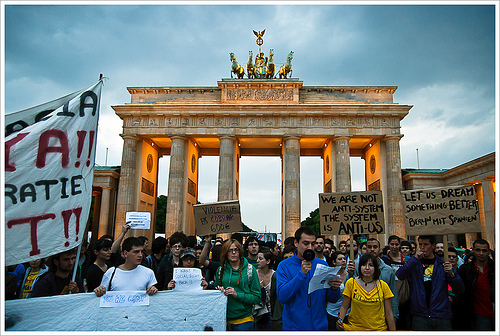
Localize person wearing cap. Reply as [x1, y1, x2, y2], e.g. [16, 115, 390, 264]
[166, 248, 208, 290]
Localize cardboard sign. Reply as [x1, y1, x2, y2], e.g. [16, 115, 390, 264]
[402, 185, 481, 235]
[4, 81, 102, 266]
[126, 212, 151, 229]
[173, 268, 203, 291]
[193, 200, 242, 236]
[100, 291, 149, 308]
[319, 191, 385, 235]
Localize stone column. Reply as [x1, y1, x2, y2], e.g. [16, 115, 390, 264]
[335, 136, 351, 192]
[165, 136, 188, 237]
[282, 137, 301, 239]
[481, 177, 495, 247]
[384, 135, 405, 238]
[218, 137, 236, 201]
[98, 187, 112, 238]
[114, 135, 139, 239]
[335, 136, 351, 242]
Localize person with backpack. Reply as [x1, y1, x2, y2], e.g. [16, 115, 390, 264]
[214, 239, 261, 331]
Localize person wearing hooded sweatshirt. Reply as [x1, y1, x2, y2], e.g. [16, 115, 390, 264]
[277, 227, 342, 331]
[214, 239, 261, 331]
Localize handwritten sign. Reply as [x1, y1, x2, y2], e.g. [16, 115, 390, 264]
[126, 212, 151, 229]
[100, 291, 149, 308]
[193, 200, 242, 236]
[319, 191, 385, 235]
[173, 268, 203, 291]
[401, 185, 481, 235]
[4, 81, 102, 266]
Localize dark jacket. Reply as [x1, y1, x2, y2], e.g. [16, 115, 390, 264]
[456, 257, 495, 329]
[156, 252, 176, 290]
[396, 255, 464, 319]
[30, 272, 84, 297]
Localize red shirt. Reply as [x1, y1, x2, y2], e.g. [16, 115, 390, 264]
[473, 261, 494, 318]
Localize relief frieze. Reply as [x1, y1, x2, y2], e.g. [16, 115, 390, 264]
[226, 88, 294, 101]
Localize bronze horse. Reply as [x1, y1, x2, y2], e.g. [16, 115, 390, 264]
[230, 52, 245, 79]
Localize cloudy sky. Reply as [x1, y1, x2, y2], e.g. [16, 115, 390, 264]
[3, 2, 497, 234]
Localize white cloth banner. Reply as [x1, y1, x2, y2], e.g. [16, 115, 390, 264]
[4, 81, 103, 266]
[100, 291, 150, 308]
[5, 291, 227, 331]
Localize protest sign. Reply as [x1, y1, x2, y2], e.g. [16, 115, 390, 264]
[173, 268, 203, 291]
[319, 191, 385, 235]
[126, 211, 151, 229]
[4, 80, 102, 266]
[402, 185, 481, 236]
[100, 291, 150, 308]
[5, 291, 227, 331]
[193, 200, 242, 236]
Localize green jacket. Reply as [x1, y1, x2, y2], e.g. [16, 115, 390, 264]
[214, 258, 261, 321]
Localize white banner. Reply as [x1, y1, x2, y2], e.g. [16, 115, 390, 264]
[4, 81, 103, 266]
[100, 291, 150, 308]
[5, 291, 227, 331]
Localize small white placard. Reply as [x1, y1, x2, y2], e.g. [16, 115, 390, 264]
[99, 291, 150, 308]
[126, 212, 151, 229]
[308, 264, 342, 294]
[173, 268, 203, 291]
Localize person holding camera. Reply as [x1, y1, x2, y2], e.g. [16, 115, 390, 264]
[276, 227, 342, 331]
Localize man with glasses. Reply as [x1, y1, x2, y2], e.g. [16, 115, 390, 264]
[156, 232, 187, 290]
[457, 239, 495, 330]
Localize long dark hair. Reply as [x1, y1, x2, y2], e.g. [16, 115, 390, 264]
[218, 239, 244, 285]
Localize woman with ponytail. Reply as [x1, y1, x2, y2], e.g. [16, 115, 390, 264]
[214, 239, 261, 331]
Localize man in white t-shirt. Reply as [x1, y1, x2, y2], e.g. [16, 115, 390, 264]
[94, 237, 158, 296]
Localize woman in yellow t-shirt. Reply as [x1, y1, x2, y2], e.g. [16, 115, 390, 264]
[336, 253, 396, 331]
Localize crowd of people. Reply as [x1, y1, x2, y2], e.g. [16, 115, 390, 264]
[5, 224, 496, 332]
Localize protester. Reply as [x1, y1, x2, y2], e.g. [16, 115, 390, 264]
[281, 245, 296, 259]
[137, 235, 149, 259]
[326, 251, 348, 331]
[338, 240, 347, 255]
[94, 237, 158, 296]
[270, 246, 294, 331]
[5, 267, 18, 300]
[447, 247, 461, 330]
[359, 241, 367, 256]
[244, 236, 260, 268]
[156, 231, 187, 290]
[400, 240, 412, 257]
[276, 227, 342, 331]
[31, 248, 84, 297]
[19, 258, 48, 298]
[166, 248, 208, 290]
[314, 235, 327, 261]
[264, 241, 282, 270]
[142, 236, 168, 278]
[324, 238, 334, 259]
[86, 237, 113, 292]
[198, 235, 221, 286]
[337, 254, 396, 331]
[109, 222, 131, 266]
[435, 242, 445, 258]
[457, 238, 495, 330]
[254, 249, 275, 330]
[214, 239, 261, 331]
[409, 241, 417, 257]
[396, 235, 464, 330]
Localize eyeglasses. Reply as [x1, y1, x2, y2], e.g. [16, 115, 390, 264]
[448, 255, 457, 259]
[228, 248, 240, 254]
[171, 244, 182, 250]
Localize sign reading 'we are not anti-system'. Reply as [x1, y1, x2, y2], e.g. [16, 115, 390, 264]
[319, 191, 385, 235]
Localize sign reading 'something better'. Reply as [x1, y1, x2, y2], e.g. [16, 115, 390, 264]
[402, 185, 481, 236]
[319, 191, 385, 235]
[193, 200, 242, 236]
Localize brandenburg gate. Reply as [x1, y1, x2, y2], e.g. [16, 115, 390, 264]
[111, 76, 412, 242]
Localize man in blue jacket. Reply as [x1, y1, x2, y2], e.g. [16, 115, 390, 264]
[396, 235, 464, 330]
[277, 227, 342, 331]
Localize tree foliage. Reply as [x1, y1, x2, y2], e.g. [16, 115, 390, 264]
[301, 207, 320, 235]
[155, 195, 167, 233]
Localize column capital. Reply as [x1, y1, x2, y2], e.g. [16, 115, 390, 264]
[482, 176, 496, 183]
[218, 136, 236, 140]
[283, 136, 301, 141]
[170, 135, 187, 140]
[384, 134, 404, 141]
[334, 135, 352, 141]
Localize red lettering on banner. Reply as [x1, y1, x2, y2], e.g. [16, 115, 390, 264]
[36, 130, 70, 168]
[61, 207, 83, 247]
[7, 213, 56, 256]
[5, 132, 29, 172]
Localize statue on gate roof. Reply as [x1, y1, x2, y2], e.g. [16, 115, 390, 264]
[228, 30, 292, 79]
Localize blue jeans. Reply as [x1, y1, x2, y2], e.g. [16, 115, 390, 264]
[412, 315, 452, 331]
[227, 321, 254, 331]
[474, 314, 494, 331]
